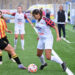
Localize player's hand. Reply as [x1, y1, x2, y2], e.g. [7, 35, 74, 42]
[31, 24, 34, 28]
[8, 30, 12, 34]
[65, 22, 67, 25]
[56, 37, 61, 41]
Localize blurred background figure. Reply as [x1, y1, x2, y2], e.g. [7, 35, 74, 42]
[40, 8, 45, 16]
[46, 9, 50, 19]
[56, 5, 68, 39]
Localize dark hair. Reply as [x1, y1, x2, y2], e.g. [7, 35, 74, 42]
[0, 11, 2, 14]
[32, 9, 43, 21]
[17, 5, 22, 8]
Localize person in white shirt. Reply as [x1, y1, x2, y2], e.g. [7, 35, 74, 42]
[56, 5, 68, 39]
[6, 6, 34, 50]
[32, 9, 66, 71]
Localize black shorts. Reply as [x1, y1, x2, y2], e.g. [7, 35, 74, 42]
[0, 36, 9, 50]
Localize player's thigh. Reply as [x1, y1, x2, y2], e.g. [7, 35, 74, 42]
[37, 49, 44, 57]
[37, 39, 44, 50]
[45, 38, 53, 50]
[4, 44, 16, 55]
[44, 38, 53, 60]
[45, 49, 51, 60]
[20, 27, 25, 35]
[14, 26, 19, 38]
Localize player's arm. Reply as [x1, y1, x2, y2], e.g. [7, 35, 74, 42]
[27, 18, 34, 27]
[24, 14, 34, 27]
[4, 20, 12, 33]
[52, 25, 60, 41]
[6, 12, 16, 16]
[43, 17, 61, 41]
[5, 28, 12, 34]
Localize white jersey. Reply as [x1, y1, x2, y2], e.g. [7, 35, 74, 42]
[35, 19, 53, 39]
[13, 12, 27, 34]
[15, 12, 25, 27]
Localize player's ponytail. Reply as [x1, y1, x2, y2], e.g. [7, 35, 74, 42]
[32, 9, 43, 21]
[39, 9, 43, 18]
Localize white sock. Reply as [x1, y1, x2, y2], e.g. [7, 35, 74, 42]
[51, 56, 63, 64]
[14, 39, 17, 46]
[39, 55, 45, 65]
[21, 40, 24, 49]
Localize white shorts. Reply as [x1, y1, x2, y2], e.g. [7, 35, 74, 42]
[14, 25, 25, 34]
[37, 37, 53, 50]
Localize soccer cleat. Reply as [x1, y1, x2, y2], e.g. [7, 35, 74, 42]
[61, 62, 66, 72]
[0, 61, 3, 65]
[18, 64, 26, 70]
[40, 63, 47, 70]
[11, 58, 16, 63]
[22, 47, 24, 50]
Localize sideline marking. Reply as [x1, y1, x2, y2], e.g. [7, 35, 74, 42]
[62, 37, 71, 43]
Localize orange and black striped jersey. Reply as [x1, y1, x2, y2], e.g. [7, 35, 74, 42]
[0, 18, 7, 39]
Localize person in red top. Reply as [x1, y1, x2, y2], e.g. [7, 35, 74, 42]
[6, 6, 34, 50]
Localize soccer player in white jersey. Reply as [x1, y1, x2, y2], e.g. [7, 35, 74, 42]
[32, 9, 66, 71]
[6, 6, 34, 50]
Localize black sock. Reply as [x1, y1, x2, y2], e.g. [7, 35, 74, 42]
[0, 52, 2, 62]
[12, 55, 21, 65]
[0, 56, 2, 61]
[8, 53, 12, 59]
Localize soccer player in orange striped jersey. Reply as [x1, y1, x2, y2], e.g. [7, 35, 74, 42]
[0, 13, 15, 64]
[0, 11, 26, 69]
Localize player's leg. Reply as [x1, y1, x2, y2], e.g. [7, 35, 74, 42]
[0, 50, 2, 64]
[37, 39, 47, 70]
[2, 36, 12, 60]
[45, 37, 66, 71]
[20, 27, 25, 50]
[61, 24, 66, 38]
[14, 34, 18, 49]
[58, 24, 62, 38]
[14, 26, 19, 49]
[20, 34, 24, 50]
[45, 49, 66, 71]
[4, 44, 26, 69]
[37, 49, 47, 70]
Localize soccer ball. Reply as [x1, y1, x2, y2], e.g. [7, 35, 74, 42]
[28, 64, 37, 73]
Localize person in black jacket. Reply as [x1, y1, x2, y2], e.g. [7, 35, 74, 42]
[46, 9, 50, 19]
[56, 5, 68, 39]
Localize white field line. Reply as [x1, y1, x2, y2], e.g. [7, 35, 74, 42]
[52, 50, 74, 75]
[33, 27, 74, 75]
[62, 37, 75, 44]
[62, 38, 71, 43]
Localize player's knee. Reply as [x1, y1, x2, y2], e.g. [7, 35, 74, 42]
[37, 54, 41, 57]
[7, 46, 14, 53]
[46, 56, 50, 60]
[21, 36, 24, 39]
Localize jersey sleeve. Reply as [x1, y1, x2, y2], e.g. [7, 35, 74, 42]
[12, 13, 16, 16]
[24, 14, 27, 19]
[43, 17, 55, 28]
